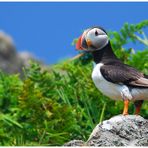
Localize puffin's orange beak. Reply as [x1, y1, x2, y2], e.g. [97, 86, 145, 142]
[76, 36, 83, 50]
[86, 39, 92, 47]
[76, 35, 92, 50]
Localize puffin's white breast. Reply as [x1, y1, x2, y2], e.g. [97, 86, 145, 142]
[91, 63, 148, 101]
[92, 63, 125, 100]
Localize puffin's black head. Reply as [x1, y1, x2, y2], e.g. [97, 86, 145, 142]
[76, 26, 109, 52]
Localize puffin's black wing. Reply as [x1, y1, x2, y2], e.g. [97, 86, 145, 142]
[100, 64, 148, 87]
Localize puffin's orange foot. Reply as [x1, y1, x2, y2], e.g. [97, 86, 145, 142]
[122, 112, 129, 116]
[122, 100, 129, 116]
[134, 106, 141, 115]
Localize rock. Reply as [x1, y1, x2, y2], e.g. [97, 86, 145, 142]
[64, 115, 148, 146]
[0, 31, 22, 74]
[87, 115, 148, 146]
[0, 31, 42, 77]
[64, 140, 85, 146]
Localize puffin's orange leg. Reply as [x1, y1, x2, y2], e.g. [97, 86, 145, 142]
[122, 100, 129, 115]
[134, 100, 143, 115]
[135, 106, 141, 115]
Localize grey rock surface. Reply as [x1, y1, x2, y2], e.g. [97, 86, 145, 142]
[64, 140, 85, 146]
[64, 115, 148, 146]
[0, 31, 40, 76]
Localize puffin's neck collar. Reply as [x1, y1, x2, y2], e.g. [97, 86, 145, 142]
[91, 42, 118, 64]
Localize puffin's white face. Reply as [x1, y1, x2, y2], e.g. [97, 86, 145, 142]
[76, 27, 109, 52]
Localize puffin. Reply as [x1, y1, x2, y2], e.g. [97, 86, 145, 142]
[76, 26, 148, 115]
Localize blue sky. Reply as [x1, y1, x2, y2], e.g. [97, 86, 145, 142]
[0, 2, 148, 64]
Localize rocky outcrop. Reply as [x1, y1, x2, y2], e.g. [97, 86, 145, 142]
[64, 115, 148, 146]
[0, 31, 40, 76]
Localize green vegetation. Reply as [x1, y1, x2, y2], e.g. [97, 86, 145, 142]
[0, 20, 148, 145]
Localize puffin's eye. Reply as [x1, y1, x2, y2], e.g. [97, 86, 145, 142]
[95, 30, 99, 36]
